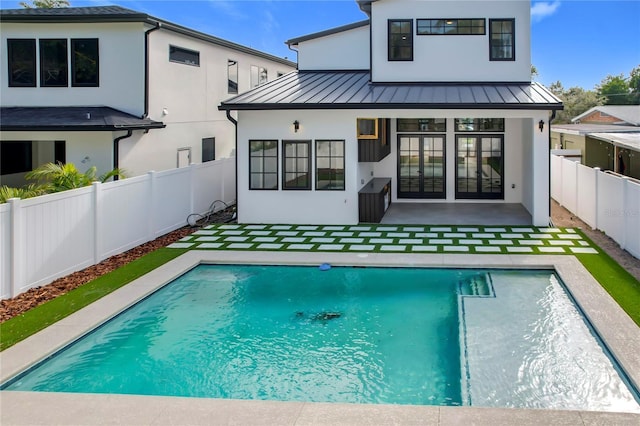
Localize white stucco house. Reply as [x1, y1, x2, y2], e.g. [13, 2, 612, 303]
[220, 0, 563, 226]
[0, 6, 295, 186]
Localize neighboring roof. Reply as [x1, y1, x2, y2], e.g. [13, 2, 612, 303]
[589, 132, 640, 152]
[219, 71, 563, 111]
[571, 105, 640, 126]
[0, 107, 165, 131]
[286, 20, 369, 47]
[0, 6, 296, 68]
[551, 123, 640, 135]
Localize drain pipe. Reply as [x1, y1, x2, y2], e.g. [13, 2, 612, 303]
[144, 22, 162, 118]
[113, 130, 133, 180]
[548, 110, 557, 224]
[225, 110, 239, 213]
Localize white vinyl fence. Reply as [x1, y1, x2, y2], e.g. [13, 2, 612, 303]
[0, 158, 235, 299]
[551, 154, 640, 259]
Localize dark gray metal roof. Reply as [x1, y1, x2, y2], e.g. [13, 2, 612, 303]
[286, 20, 369, 46]
[0, 107, 165, 131]
[219, 71, 564, 111]
[0, 6, 296, 68]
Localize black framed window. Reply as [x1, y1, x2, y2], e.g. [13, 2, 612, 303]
[71, 38, 98, 87]
[283, 140, 311, 190]
[228, 59, 238, 94]
[455, 118, 505, 132]
[249, 140, 278, 190]
[1, 141, 32, 175]
[40, 39, 68, 87]
[417, 19, 485, 35]
[397, 118, 447, 132]
[7, 39, 36, 87]
[169, 45, 200, 66]
[490, 19, 515, 61]
[316, 140, 345, 191]
[202, 137, 215, 162]
[388, 19, 413, 61]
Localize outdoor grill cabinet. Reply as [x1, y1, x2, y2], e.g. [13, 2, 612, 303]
[358, 178, 392, 223]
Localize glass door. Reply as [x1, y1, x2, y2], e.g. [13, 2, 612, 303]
[398, 135, 445, 199]
[455, 135, 503, 199]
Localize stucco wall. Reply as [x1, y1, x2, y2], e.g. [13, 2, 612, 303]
[370, 0, 531, 82]
[297, 25, 370, 70]
[1, 22, 146, 116]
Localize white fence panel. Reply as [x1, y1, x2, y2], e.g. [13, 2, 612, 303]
[152, 168, 192, 237]
[560, 159, 578, 214]
[550, 154, 563, 203]
[597, 172, 625, 245]
[576, 164, 597, 229]
[99, 175, 152, 260]
[0, 204, 11, 299]
[1, 158, 236, 299]
[623, 180, 640, 259]
[20, 188, 95, 295]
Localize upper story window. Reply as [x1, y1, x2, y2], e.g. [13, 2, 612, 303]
[228, 59, 238, 94]
[40, 39, 68, 87]
[169, 45, 200, 66]
[7, 39, 36, 87]
[489, 19, 515, 61]
[202, 137, 215, 163]
[417, 19, 485, 35]
[71, 39, 98, 87]
[388, 19, 413, 61]
[250, 65, 268, 88]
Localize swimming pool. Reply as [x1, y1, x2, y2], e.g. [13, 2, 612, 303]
[3, 263, 639, 412]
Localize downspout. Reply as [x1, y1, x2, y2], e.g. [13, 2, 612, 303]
[225, 110, 239, 211]
[113, 130, 133, 181]
[548, 110, 557, 224]
[144, 22, 162, 118]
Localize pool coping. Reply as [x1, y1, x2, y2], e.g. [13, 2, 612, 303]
[1, 251, 639, 424]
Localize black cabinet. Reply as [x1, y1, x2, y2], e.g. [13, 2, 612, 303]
[358, 119, 391, 162]
[358, 178, 391, 223]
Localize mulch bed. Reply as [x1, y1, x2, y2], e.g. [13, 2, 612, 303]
[0, 226, 196, 323]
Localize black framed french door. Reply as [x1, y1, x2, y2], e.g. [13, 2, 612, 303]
[455, 135, 504, 199]
[397, 134, 445, 199]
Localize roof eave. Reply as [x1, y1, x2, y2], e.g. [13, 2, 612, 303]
[219, 103, 564, 111]
[0, 124, 166, 132]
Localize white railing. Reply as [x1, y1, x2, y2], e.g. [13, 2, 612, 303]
[551, 154, 640, 259]
[0, 158, 235, 299]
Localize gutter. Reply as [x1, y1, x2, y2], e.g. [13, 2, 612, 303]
[225, 110, 239, 213]
[144, 22, 162, 118]
[113, 130, 133, 181]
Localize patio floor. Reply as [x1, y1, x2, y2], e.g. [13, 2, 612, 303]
[169, 223, 599, 256]
[381, 202, 533, 225]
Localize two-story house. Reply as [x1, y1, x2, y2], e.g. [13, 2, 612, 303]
[0, 6, 295, 187]
[220, 0, 563, 226]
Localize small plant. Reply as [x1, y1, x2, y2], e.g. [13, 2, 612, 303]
[0, 184, 48, 203]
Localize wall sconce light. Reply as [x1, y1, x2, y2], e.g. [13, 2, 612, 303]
[293, 120, 300, 133]
[538, 119, 545, 132]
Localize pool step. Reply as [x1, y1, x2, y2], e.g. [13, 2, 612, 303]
[459, 273, 493, 297]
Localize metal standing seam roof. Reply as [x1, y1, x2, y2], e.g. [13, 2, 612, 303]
[0, 107, 165, 131]
[219, 71, 564, 111]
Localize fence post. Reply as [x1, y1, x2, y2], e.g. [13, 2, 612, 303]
[189, 163, 196, 217]
[92, 181, 102, 264]
[147, 171, 156, 242]
[558, 156, 564, 207]
[8, 198, 22, 298]
[594, 167, 601, 230]
[621, 177, 630, 250]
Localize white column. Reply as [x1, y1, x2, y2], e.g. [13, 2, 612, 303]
[8, 198, 23, 298]
[531, 114, 550, 226]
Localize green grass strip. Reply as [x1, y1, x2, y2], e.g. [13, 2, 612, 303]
[574, 231, 640, 327]
[0, 248, 187, 352]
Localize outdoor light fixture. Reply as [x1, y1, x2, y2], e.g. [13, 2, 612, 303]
[538, 119, 545, 132]
[293, 120, 300, 132]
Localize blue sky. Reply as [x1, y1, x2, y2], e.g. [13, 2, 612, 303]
[3, 0, 639, 90]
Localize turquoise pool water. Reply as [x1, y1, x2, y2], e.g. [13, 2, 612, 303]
[3, 265, 640, 412]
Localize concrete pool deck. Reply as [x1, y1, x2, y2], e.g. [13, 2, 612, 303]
[1, 251, 639, 425]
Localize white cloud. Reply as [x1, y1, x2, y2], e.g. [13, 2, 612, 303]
[531, 1, 561, 23]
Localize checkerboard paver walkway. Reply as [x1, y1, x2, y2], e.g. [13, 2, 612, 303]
[168, 224, 599, 255]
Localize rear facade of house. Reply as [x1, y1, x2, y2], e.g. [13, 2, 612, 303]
[220, 0, 563, 226]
